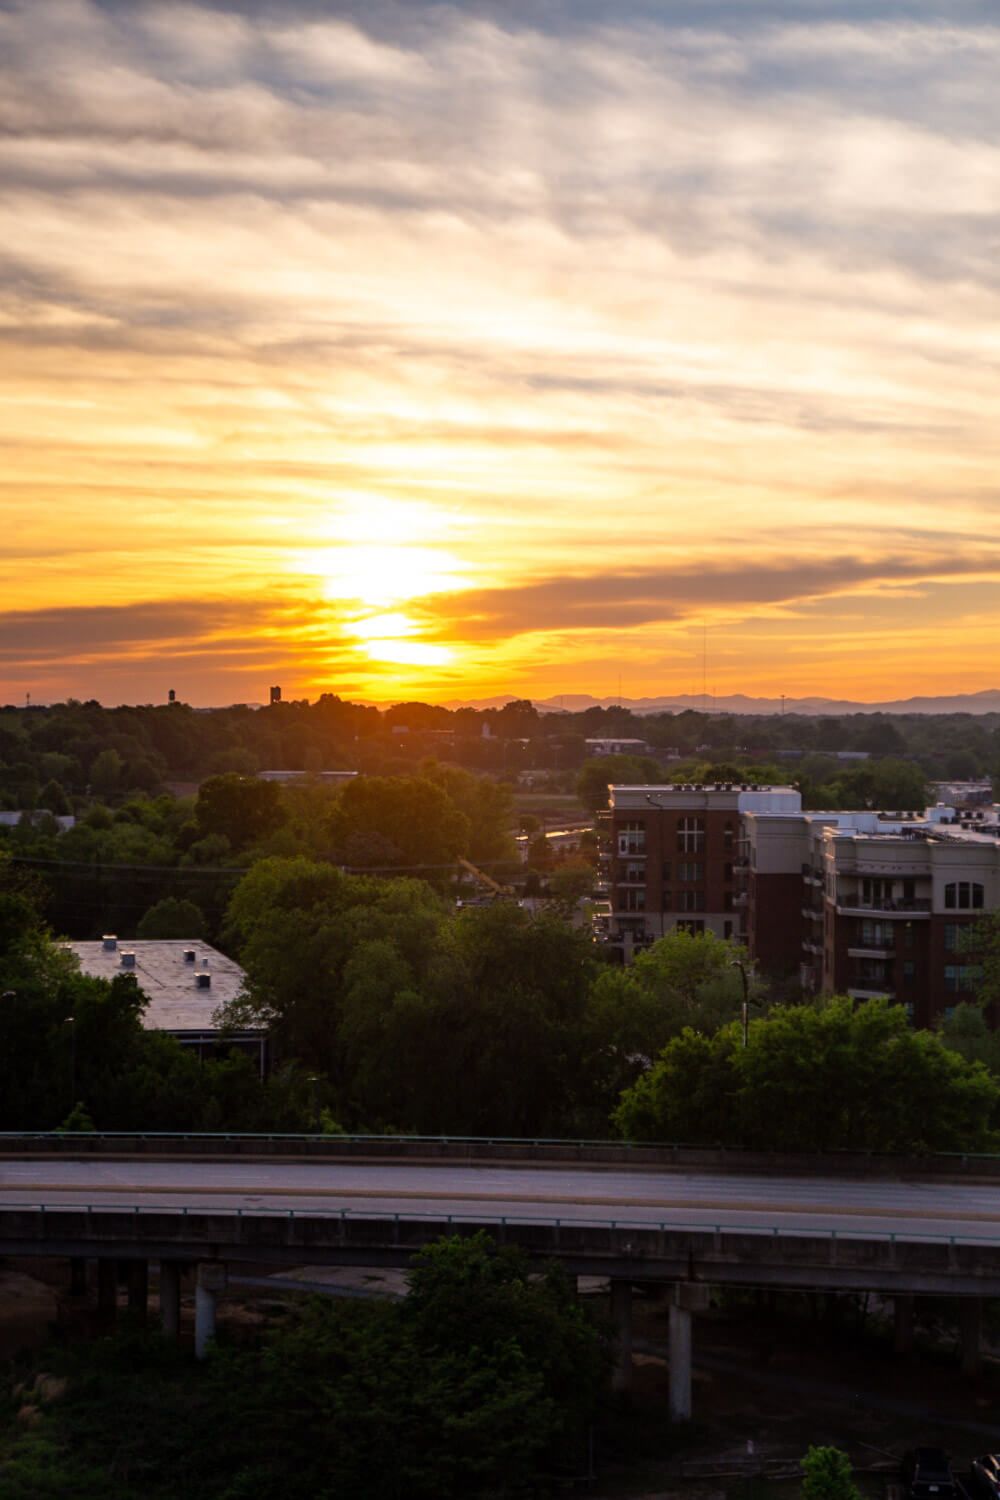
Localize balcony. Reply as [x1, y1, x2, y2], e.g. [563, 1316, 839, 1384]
[617, 839, 647, 858]
[847, 946, 893, 960]
[801, 907, 823, 921]
[848, 987, 894, 1001]
[836, 897, 931, 918]
[615, 877, 647, 889]
[733, 891, 748, 906]
[801, 940, 823, 956]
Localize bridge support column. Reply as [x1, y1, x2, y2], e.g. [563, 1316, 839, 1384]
[669, 1285, 709, 1423]
[195, 1264, 226, 1360]
[610, 1280, 633, 1392]
[127, 1259, 148, 1323]
[69, 1256, 87, 1298]
[961, 1298, 982, 1377]
[97, 1259, 117, 1326]
[894, 1295, 914, 1355]
[159, 1262, 180, 1341]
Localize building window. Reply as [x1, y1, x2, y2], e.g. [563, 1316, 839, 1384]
[676, 919, 705, 935]
[944, 923, 960, 951]
[677, 861, 703, 882]
[662, 890, 673, 911]
[724, 920, 733, 939]
[621, 888, 646, 912]
[677, 816, 705, 853]
[945, 882, 984, 911]
[723, 862, 734, 883]
[723, 822, 735, 851]
[661, 861, 672, 881]
[902, 961, 915, 983]
[860, 920, 893, 948]
[943, 964, 983, 993]
[723, 891, 734, 911]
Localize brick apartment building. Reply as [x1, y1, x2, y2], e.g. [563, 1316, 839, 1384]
[744, 805, 1000, 1027]
[604, 783, 801, 961]
[605, 783, 1000, 1025]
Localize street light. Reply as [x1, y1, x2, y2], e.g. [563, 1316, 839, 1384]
[730, 959, 750, 1048]
[65, 1015, 77, 1108]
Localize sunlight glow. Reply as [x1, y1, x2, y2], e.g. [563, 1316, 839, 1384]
[302, 545, 466, 608]
[364, 639, 455, 667]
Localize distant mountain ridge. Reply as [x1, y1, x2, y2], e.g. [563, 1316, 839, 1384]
[442, 690, 1000, 717]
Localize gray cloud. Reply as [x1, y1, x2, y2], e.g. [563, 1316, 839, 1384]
[424, 552, 1000, 639]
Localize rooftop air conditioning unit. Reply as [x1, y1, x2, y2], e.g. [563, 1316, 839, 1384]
[183, 949, 196, 964]
[102, 934, 117, 952]
[196, 972, 211, 990]
[120, 951, 136, 969]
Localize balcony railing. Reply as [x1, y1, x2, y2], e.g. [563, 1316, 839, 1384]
[617, 839, 647, 857]
[837, 897, 931, 916]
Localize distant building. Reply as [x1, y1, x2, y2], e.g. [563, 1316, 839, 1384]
[269, 685, 282, 704]
[931, 780, 994, 809]
[0, 810, 75, 831]
[585, 737, 650, 757]
[64, 937, 267, 1075]
[257, 770, 358, 785]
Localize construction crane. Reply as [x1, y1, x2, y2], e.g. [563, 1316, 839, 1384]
[457, 856, 516, 899]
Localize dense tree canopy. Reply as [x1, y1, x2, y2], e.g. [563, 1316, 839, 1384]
[614, 996, 999, 1153]
[0, 1234, 605, 1500]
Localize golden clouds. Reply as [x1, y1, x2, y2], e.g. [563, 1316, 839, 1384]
[1, 2, 1000, 702]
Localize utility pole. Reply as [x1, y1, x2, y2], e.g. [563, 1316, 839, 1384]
[730, 959, 751, 1047]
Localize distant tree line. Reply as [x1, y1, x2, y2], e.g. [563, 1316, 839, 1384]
[1, 695, 997, 814]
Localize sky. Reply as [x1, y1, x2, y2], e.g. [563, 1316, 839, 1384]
[2, 0, 1000, 707]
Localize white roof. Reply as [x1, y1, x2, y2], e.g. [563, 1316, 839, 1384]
[64, 939, 255, 1036]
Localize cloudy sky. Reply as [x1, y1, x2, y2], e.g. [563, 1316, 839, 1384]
[2, 0, 999, 705]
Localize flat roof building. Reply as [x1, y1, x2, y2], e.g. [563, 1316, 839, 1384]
[604, 783, 801, 959]
[744, 804, 1000, 1025]
[64, 937, 266, 1074]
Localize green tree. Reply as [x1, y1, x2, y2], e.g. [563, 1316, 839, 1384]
[89, 747, 123, 797]
[38, 778, 72, 815]
[586, 930, 759, 1110]
[614, 997, 999, 1153]
[801, 1446, 861, 1500]
[328, 774, 470, 869]
[354, 904, 599, 1135]
[418, 761, 515, 862]
[137, 897, 206, 940]
[195, 773, 286, 851]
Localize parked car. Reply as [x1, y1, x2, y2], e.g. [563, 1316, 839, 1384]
[902, 1451, 958, 1500]
[970, 1455, 1000, 1500]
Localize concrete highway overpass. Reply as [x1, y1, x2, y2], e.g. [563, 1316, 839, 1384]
[3, 1135, 1000, 1417]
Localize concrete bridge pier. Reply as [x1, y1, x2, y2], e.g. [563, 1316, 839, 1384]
[669, 1284, 710, 1423]
[97, 1258, 117, 1326]
[610, 1279, 633, 1392]
[159, 1262, 181, 1341]
[894, 1294, 914, 1354]
[69, 1255, 87, 1298]
[126, 1259, 148, 1323]
[195, 1263, 226, 1360]
[961, 1298, 983, 1377]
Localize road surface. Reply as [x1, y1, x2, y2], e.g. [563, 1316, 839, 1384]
[3, 1159, 1000, 1243]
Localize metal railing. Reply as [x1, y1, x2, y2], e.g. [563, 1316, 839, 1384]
[5, 1199, 1000, 1252]
[4, 1130, 1000, 1165]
